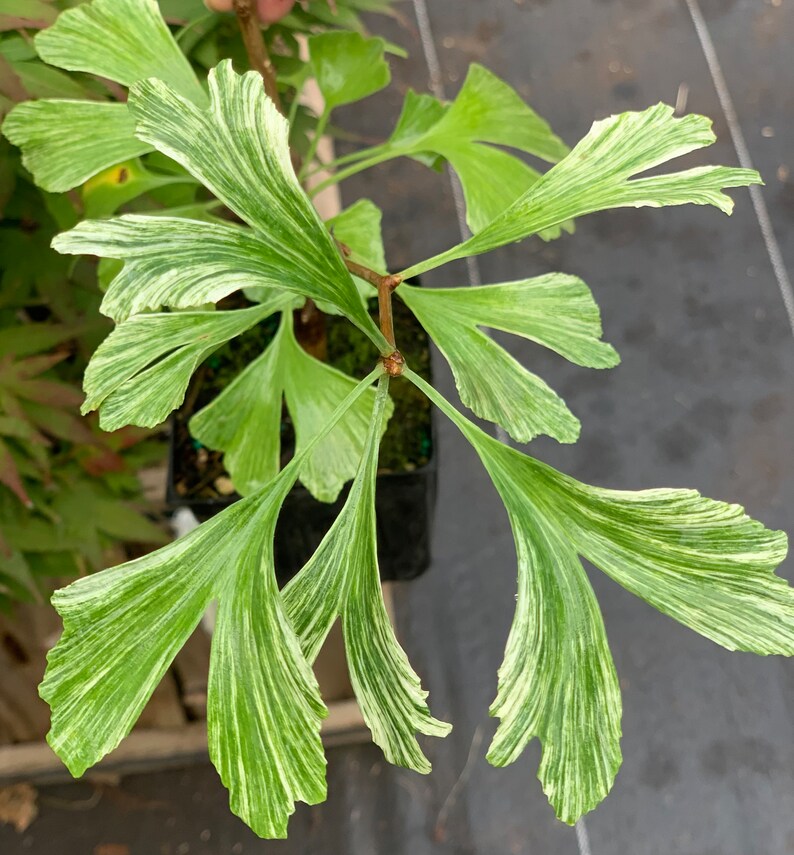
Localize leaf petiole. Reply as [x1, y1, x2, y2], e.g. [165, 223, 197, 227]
[298, 107, 331, 183]
[308, 148, 396, 197]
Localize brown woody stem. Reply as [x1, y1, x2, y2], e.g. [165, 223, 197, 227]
[342, 257, 402, 365]
[232, 0, 282, 112]
[341, 260, 402, 361]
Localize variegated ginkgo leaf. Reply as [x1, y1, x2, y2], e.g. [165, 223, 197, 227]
[53, 62, 385, 343]
[283, 377, 451, 771]
[190, 314, 392, 502]
[43, 472, 326, 838]
[408, 64, 569, 233]
[400, 103, 761, 278]
[2, 0, 207, 191]
[40, 367, 383, 839]
[400, 274, 618, 443]
[3, 101, 151, 193]
[81, 295, 291, 430]
[189, 322, 288, 498]
[34, 0, 205, 101]
[406, 368, 792, 824]
[53, 216, 301, 322]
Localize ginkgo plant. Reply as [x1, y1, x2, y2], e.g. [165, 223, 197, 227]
[3, 0, 793, 840]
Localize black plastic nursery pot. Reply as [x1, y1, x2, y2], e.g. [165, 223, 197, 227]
[166, 296, 437, 586]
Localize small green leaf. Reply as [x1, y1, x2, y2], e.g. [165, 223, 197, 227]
[384, 90, 446, 170]
[284, 378, 450, 771]
[308, 31, 390, 110]
[282, 323, 392, 503]
[389, 90, 448, 154]
[3, 102, 150, 193]
[82, 297, 289, 430]
[428, 64, 568, 161]
[400, 274, 618, 443]
[379, 65, 569, 233]
[35, 0, 206, 105]
[325, 199, 386, 308]
[400, 103, 762, 279]
[444, 144, 544, 234]
[190, 321, 287, 496]
[127, 60, 387, 349]
[327, 199, 386, 275]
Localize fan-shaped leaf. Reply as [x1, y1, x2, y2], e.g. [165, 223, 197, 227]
[375, 65, 569, 233]
[127, 60, 386, 348]
[283, 378, 450, 771]
[34, 0, 205, 104]
[190, 315, 391, 502]
[400, 274, 618, 443]
[308, 31, 390, 110]
[2, 0, 206, 191]
[400, 104, 761, 278]
[407, 369, 793, 824]
[82, 296, 289, 430]
[3, 101, 149, 193]
[40, 368, 383, 838]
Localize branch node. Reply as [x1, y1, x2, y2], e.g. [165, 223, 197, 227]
[381, 351, 405, 377]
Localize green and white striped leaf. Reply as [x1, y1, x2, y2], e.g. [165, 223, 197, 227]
[42, 474, 326, 839]
[283, 378, 451, 771]
[35, 0, 205, 102]
[126, 60, 386, 348]
[54, 215, 306, 322]
[190, 315, 392, 502]
[536, 472, 794, 654]
[483, 502, 622, 824]
[207, 470, 327, 839]
[407, 369, 793, 823]
[400, 274, 619, 443]
[82, 296, 289, 430]
[2, 0, 206, 191]
[2, 101, 149, 193]
[400, 103, 762, 279]
[41, 369, 383, 838]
